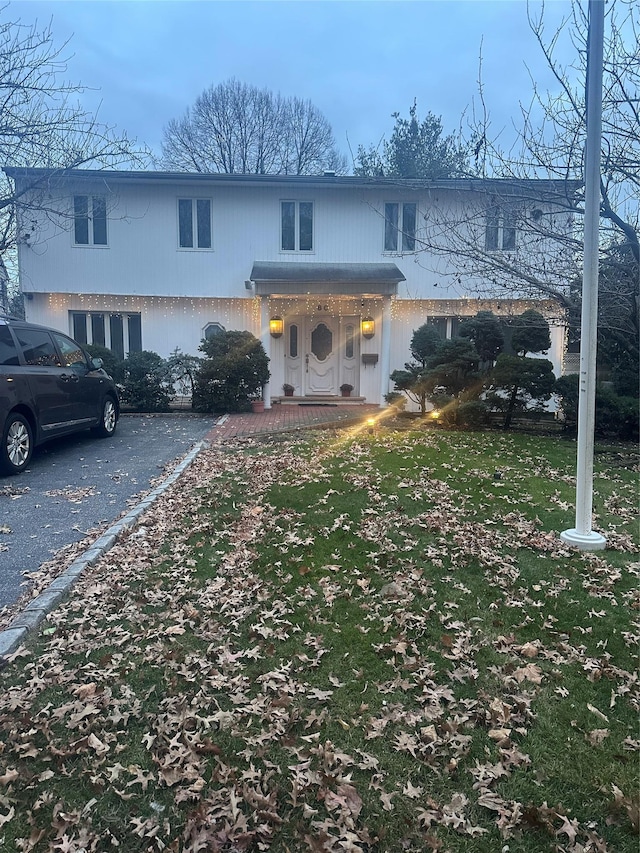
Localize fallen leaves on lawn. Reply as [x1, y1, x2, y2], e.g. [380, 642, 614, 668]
[0, 430, 637, 852]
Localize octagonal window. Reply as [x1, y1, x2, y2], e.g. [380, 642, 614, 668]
[204, 322, 225, 341]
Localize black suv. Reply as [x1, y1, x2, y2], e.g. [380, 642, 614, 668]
[0, 316, 120, 474]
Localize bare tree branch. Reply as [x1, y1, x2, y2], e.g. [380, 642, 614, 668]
[411, 0, 638, 361]
[161, 78, 346, 176]
[0, 7, 149, 311]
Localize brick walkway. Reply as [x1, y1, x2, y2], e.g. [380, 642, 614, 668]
[205, 403, 382, 442]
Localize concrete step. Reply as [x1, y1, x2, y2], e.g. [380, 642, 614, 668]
[272, 395, 368, 406]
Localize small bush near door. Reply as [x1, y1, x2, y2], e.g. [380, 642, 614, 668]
[119, 350, 173, 412]
[166, 348, 203, 400]
[86, 346, 194, 412]
[193, 330, 270, 413]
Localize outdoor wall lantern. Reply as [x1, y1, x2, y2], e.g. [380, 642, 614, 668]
[269, 316, 284, 338]
[361, 316, 375, 339]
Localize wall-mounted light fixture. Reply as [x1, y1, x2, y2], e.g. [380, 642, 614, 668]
[361, 316, 375, 339]
[269, 316, 284, 338]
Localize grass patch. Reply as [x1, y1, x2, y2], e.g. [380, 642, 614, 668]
[0, 428, 637, 852]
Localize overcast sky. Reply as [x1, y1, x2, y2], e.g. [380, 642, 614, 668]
[13, 0, 576, 168]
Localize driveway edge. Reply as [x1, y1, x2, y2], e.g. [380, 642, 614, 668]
[0, 440, 208, 664]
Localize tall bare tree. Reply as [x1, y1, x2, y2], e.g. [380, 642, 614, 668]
[407, 0, 638, 372]
[284, 96, 347, 176]
[0, 8, 148, 312]
[161, 78, 346, 175]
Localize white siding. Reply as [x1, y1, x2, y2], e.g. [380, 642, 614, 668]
[15, 172, 570, 402]
[25, 293, 260, 359]
[18, 180, 468, 301]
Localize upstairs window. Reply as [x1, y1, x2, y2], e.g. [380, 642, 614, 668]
[74, 195, 107, 246]
[384, 202, 416, 252]
[178, 198, 212, 249]
[281, 201, 313, 252]
[485, 205, 516, 251]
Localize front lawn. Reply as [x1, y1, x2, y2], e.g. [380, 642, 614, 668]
[0, 425, 638, 852]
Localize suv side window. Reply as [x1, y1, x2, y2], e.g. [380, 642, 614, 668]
[13, 328, 62, 367]
[52, 332, 86, 368]
[0, 326, 20, 366]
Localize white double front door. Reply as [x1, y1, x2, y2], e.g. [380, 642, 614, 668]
[284, 314, 359, 396]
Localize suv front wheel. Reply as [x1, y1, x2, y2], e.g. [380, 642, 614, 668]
[1, 413, 33, 475]
[92, 396, 118, 438]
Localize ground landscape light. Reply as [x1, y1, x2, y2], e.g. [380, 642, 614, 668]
[269, 316, 284, 338]
[361, 316, 375, 338]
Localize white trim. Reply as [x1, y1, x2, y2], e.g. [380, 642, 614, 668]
[260, 296, 272, 408]
[379, 296, 392, 405]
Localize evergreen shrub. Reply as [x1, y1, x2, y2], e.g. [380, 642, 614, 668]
[193, 331, 270, 413]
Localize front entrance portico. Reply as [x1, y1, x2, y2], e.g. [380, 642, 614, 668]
[250, 262, 405, 408]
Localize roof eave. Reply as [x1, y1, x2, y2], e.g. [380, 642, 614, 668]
[2, 166, 583, 196]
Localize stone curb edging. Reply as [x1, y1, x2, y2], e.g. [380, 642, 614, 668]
[0, 440, 209, 665]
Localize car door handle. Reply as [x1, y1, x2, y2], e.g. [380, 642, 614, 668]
[60, 373, 79, 383]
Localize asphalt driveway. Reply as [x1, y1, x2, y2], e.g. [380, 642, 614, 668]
[0, 413, 213, 610]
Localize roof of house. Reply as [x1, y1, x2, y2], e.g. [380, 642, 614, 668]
[3, 166, 581, 201]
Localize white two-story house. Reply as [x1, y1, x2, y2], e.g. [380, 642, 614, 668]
[5, 168, 573, 407]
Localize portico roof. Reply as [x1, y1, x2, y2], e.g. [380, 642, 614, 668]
[249, 262, 405, 296]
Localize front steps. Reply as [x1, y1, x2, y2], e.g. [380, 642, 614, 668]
[272, 395, 368, 407]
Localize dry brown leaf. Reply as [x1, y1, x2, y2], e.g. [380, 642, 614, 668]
[513, 664, 543, 684]
[0, 806, 15, 827]
[587, 702, 609, 723]
[587, 728, 610, 746]
[0, 768, 19, 786]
